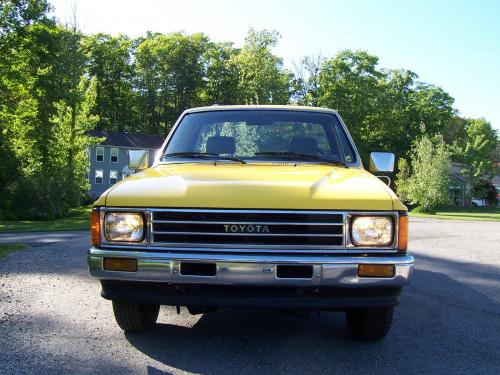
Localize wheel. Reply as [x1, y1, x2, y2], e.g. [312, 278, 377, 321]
[112, 300, 160, 332]
[345, 306, 393, 341]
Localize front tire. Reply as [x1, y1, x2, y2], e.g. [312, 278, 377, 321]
[112, 300, 160, 332]
[345, 306, 393, 341]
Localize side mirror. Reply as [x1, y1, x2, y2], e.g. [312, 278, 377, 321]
[154, 149, 162, 164]
[369, 152, 395, 173]
[128, 150, 149, 170]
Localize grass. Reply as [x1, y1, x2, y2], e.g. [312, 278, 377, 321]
[410, 206, 500, 221]
[0, 243, 29, 259]
[0, 204, 497, 233]
[0, 205, 92, 233]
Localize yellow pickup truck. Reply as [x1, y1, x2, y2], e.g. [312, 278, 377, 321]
[88, 105, 413, 341]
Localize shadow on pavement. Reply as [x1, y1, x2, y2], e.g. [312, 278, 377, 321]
[2, 238, 500, 374]
[147, 366, 174, 375]
[125, 258, 500, 374]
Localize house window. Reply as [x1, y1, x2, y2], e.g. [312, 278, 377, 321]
[96, 147, 104, 162]
[109, 170, 118, 185]
[95, 170, 103, 184]
[110, 148, 118, 163]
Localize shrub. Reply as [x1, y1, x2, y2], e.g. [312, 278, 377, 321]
[396, 134, 451, 213]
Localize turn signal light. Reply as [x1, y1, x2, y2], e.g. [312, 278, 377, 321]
[398, 213, 409, 252]
[358, 264, 395, 278]
[103, 258, 137, 272]
[91, 209, 100, 246]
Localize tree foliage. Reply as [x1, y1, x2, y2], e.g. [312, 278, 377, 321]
[0, 1, 497, 219]
[395, 158, 411, 203]
[83, 33, 136, 131]
[0, 2, 98, 219]
[396, 135, 452, 212]
[292, 54, 323, 106]
[315, 51, 456, 162]
[454, 118, 498, 199]
[134, 32, 209, 135]
[232, 29, 292, 105]
[204, 42, 240, 105]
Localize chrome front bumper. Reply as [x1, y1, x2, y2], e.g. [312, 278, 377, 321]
[88, 248, 414, 288]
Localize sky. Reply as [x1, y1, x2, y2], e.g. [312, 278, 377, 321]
[49, 0, 500, 130]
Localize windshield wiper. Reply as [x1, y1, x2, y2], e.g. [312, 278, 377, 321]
[162, 152, 246, 164]
[254, 151, 348, 168]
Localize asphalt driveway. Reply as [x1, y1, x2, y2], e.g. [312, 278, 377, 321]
[1, 218, 499, 374]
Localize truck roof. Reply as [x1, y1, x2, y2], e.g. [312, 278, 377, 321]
[184, 105, 339, 115]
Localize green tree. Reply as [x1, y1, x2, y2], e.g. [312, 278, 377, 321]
[317, 51, 456, 163]
[0, 0, 54, 218]
[135, 32, 209, 135]
[1, 1, 99, 219]
[3, 9, 495, 219]
[204, 42, 240, 104]
[232, 29, 292, 104]
[133, 32, 162, 135]
[380, 70, 455, 162]
[51, 76, 100, 208]
[292, 54, 323, 106]
[442, 116, 468, 146]
[0, 0, 52, 44]
[83, 33, 137, 131]
[11, 24, 90, 217]
[457, 118, 498, 199]
[396, 134, 452, 212]
[318, 50, 385, 158]
[395, 158, 411, 203]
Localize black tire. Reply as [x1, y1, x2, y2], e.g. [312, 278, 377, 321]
[345, 306, 393, 341]
[112, 300, 160, 332]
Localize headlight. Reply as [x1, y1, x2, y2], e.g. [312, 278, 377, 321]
[351, 216, 393, 246]
[105, 212, 144, 242]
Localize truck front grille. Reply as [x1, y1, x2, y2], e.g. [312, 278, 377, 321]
[150, 209, 345, 252]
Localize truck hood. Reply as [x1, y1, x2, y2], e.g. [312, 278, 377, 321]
[100, 163, 405, 211]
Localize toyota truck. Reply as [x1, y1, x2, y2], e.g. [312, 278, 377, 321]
[88, 105, 413, 341]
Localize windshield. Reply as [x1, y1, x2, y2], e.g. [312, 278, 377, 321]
[162, 110, 357, 164]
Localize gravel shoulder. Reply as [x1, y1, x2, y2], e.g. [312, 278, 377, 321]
[1, 219, 499, 374]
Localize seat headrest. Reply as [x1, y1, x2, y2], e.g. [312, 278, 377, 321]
[288, 137, 319, 153]
[206, 136, 236, 154]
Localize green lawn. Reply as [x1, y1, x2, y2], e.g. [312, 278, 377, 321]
[0, 205, 92, 233]
[0, 204, 497, 233]
[0, 243, 28, 259]
[410, 206, 500, 221]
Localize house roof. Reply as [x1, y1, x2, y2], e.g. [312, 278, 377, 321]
[88, 130, 164, 149]
[451, 173, 466, 182]
[493, 175, 500, 186]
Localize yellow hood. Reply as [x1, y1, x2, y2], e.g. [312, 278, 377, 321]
[99, 163, 405, 211]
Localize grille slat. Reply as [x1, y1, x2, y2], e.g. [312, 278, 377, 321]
[152, 220, 342, 226]
[152, 222, 343, 235]
[152, 231, 343, 237]
[152, 210, 343, 223]
[151, 209, 345, 251]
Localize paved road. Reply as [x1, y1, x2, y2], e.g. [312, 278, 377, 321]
[1, 219, 499, 374]
[0, 231, 85, 246]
